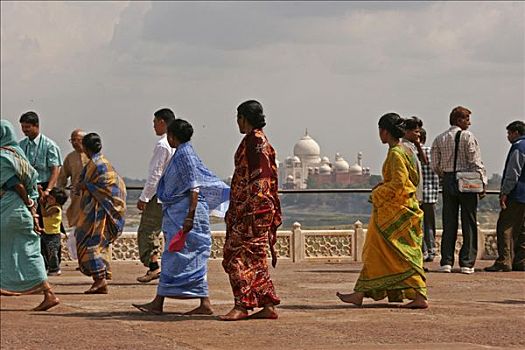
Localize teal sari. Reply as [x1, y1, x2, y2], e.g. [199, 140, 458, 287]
[0, 120, 48, 293]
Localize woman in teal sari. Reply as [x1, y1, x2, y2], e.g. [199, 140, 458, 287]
[0, 120, 60, 311]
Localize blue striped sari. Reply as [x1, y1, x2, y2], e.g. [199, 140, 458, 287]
[156, 142, 229, 297]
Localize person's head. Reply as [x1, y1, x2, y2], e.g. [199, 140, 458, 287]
[167, 119, 193, 148]
[19, 111, 40, 139]
[506, 120, 525, 143]
[378, 113, 406, 144]
[69, 129, 85, 153]
[419, 128, 427, 145]
[153, 108, 176, 136]
[82, 133, 102, 157]
[236, 100, 266, 134]
[403, 116, 423, 144]
[449, 106, 471, 130]
[0, 120, 19, 148]
[47, 187, 68, 206]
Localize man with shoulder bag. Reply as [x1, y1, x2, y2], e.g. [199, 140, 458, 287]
[431, 106, 487, 274]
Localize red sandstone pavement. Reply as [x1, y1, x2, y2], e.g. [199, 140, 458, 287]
[1, 260, 524, 350]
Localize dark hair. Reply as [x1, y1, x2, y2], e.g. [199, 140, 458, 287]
[167, 119, 193, 143]
[378, 113, 405, 139]
[507, 120, 525, 136]
[419, 127, 427, 144]
[403, 116, 423, 130]
[237, 100, 266, 128]
[154, 108, 176, 125]
[19, 111, 39, 126]
[449, 106, 471, 125]
[49, 187, 68, 206]
[82, 133, 102, 154]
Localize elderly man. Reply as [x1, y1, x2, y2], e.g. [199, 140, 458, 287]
[58, 129, 89, 229]
[485, 121, 525, 272]
[431, 106, 487, 274]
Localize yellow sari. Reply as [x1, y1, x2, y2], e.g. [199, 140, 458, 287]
[355, 144, 427, 301]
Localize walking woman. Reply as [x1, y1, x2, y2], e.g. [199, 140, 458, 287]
[336, 113, 428, 309]
[0, 120, 59, 311]
[133, 119, 229, 315]
[75, 133, 126, 294]
[220, 100, 282, 321]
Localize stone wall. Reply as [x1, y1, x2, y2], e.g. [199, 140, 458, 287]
[61, 221, 498, 262]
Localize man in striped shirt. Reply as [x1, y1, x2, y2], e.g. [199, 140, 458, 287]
[431, 106, 487, 274]
[420, 128, 439, 262]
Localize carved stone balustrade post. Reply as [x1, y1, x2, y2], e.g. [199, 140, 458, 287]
[354, 220, 365, 262]
[292, 222, 304, 262]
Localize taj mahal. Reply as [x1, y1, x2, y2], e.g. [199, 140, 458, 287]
[278, 130, 371, 189]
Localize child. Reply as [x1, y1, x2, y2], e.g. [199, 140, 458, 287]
[40, 187, 68, 276]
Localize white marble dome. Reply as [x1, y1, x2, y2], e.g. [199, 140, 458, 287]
[334, 153, 350, 173]
[294, 132, 321, 158]
[349, 163, 363, 175]
[321, 156, 330, 165]
[319, 163, 332, 175]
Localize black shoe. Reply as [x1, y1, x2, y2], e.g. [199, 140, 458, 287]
[424, 256, 435, 263]
[484, 264, 512, 272]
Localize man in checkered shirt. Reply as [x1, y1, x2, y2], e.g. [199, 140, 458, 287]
[420, 128, 439, 262]
[431, 106, 487, 275]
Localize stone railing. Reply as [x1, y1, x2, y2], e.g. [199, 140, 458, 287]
[60, 221, 498, 262]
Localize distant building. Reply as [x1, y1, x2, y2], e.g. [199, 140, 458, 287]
[279, 130, 370, 189]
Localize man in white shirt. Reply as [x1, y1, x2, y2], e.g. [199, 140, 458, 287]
[136, 108, 176, 283]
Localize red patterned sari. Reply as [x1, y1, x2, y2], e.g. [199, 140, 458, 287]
[223, 128, 282, 309]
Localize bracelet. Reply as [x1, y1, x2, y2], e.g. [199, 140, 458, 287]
[26, 199, 35, 208]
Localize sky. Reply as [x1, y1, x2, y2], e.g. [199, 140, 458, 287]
[1, 1, 524, 180]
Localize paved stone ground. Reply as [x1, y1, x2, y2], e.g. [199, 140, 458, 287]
[1, 259, 524, 350]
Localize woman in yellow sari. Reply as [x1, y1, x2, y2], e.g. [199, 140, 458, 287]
[337, 113, 428, 309]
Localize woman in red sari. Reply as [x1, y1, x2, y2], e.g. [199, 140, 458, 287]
[219, 100, 282, 321]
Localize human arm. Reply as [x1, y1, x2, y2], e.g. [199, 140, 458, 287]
[430, 141, 443, 178]
[182, 189, 199, 234]
[138, 144, 172, 209]
[57, 156, 71, 188]
[11, 181, 41, 233]
[500, 149, 525, 197]
[415, 141, 428, 165]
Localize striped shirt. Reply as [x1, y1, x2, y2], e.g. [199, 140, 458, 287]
[421, 146, 439, 203]
[430, 126, 487, 185]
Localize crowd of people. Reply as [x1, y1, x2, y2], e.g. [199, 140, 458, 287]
[0, 102, 524, 317]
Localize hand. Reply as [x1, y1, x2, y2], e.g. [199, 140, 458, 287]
[137, 200, 146, 211]
[182, 218, 194, 234]
[500, 194, 508, 210]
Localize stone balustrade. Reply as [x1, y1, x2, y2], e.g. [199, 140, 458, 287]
[61, 221, 498, 262]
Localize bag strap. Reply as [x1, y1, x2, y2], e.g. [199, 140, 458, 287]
[453, 130, 462, 174]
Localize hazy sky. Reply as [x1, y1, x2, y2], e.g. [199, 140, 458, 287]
[1, 1, 523, 180]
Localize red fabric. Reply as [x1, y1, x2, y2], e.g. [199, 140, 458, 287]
[168, 229, 187, 252]
[222, 129, 282, 309]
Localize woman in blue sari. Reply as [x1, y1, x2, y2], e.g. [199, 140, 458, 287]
[0, 120, 59, 311]
[133, 119, 229, 315]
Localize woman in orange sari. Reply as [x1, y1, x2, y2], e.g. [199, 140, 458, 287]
[337, 113, 428, 309]
[219, 100, 282, 321]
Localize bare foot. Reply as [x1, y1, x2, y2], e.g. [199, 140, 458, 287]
[400, 299, 428, 309]
[336, 292, 363, 306]
[250, 307, 278, 320]
[184, 305, 214, 315]
[132, 302, 163, 315]
[32, 297, 60, 311]
[218, 306, 249, 321]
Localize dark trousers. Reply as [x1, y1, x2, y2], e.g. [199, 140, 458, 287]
[440, 173, 479, 268]
[421, 203, 436, 258]
[41, 234, 62, 273]
[137, 196, 163, 267]
[495, 201, 525, 269]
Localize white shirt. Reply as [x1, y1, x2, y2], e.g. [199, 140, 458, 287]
[139, 135, 175, 202]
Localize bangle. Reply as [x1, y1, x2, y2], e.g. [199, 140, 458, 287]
[26, 199, 35, 208]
